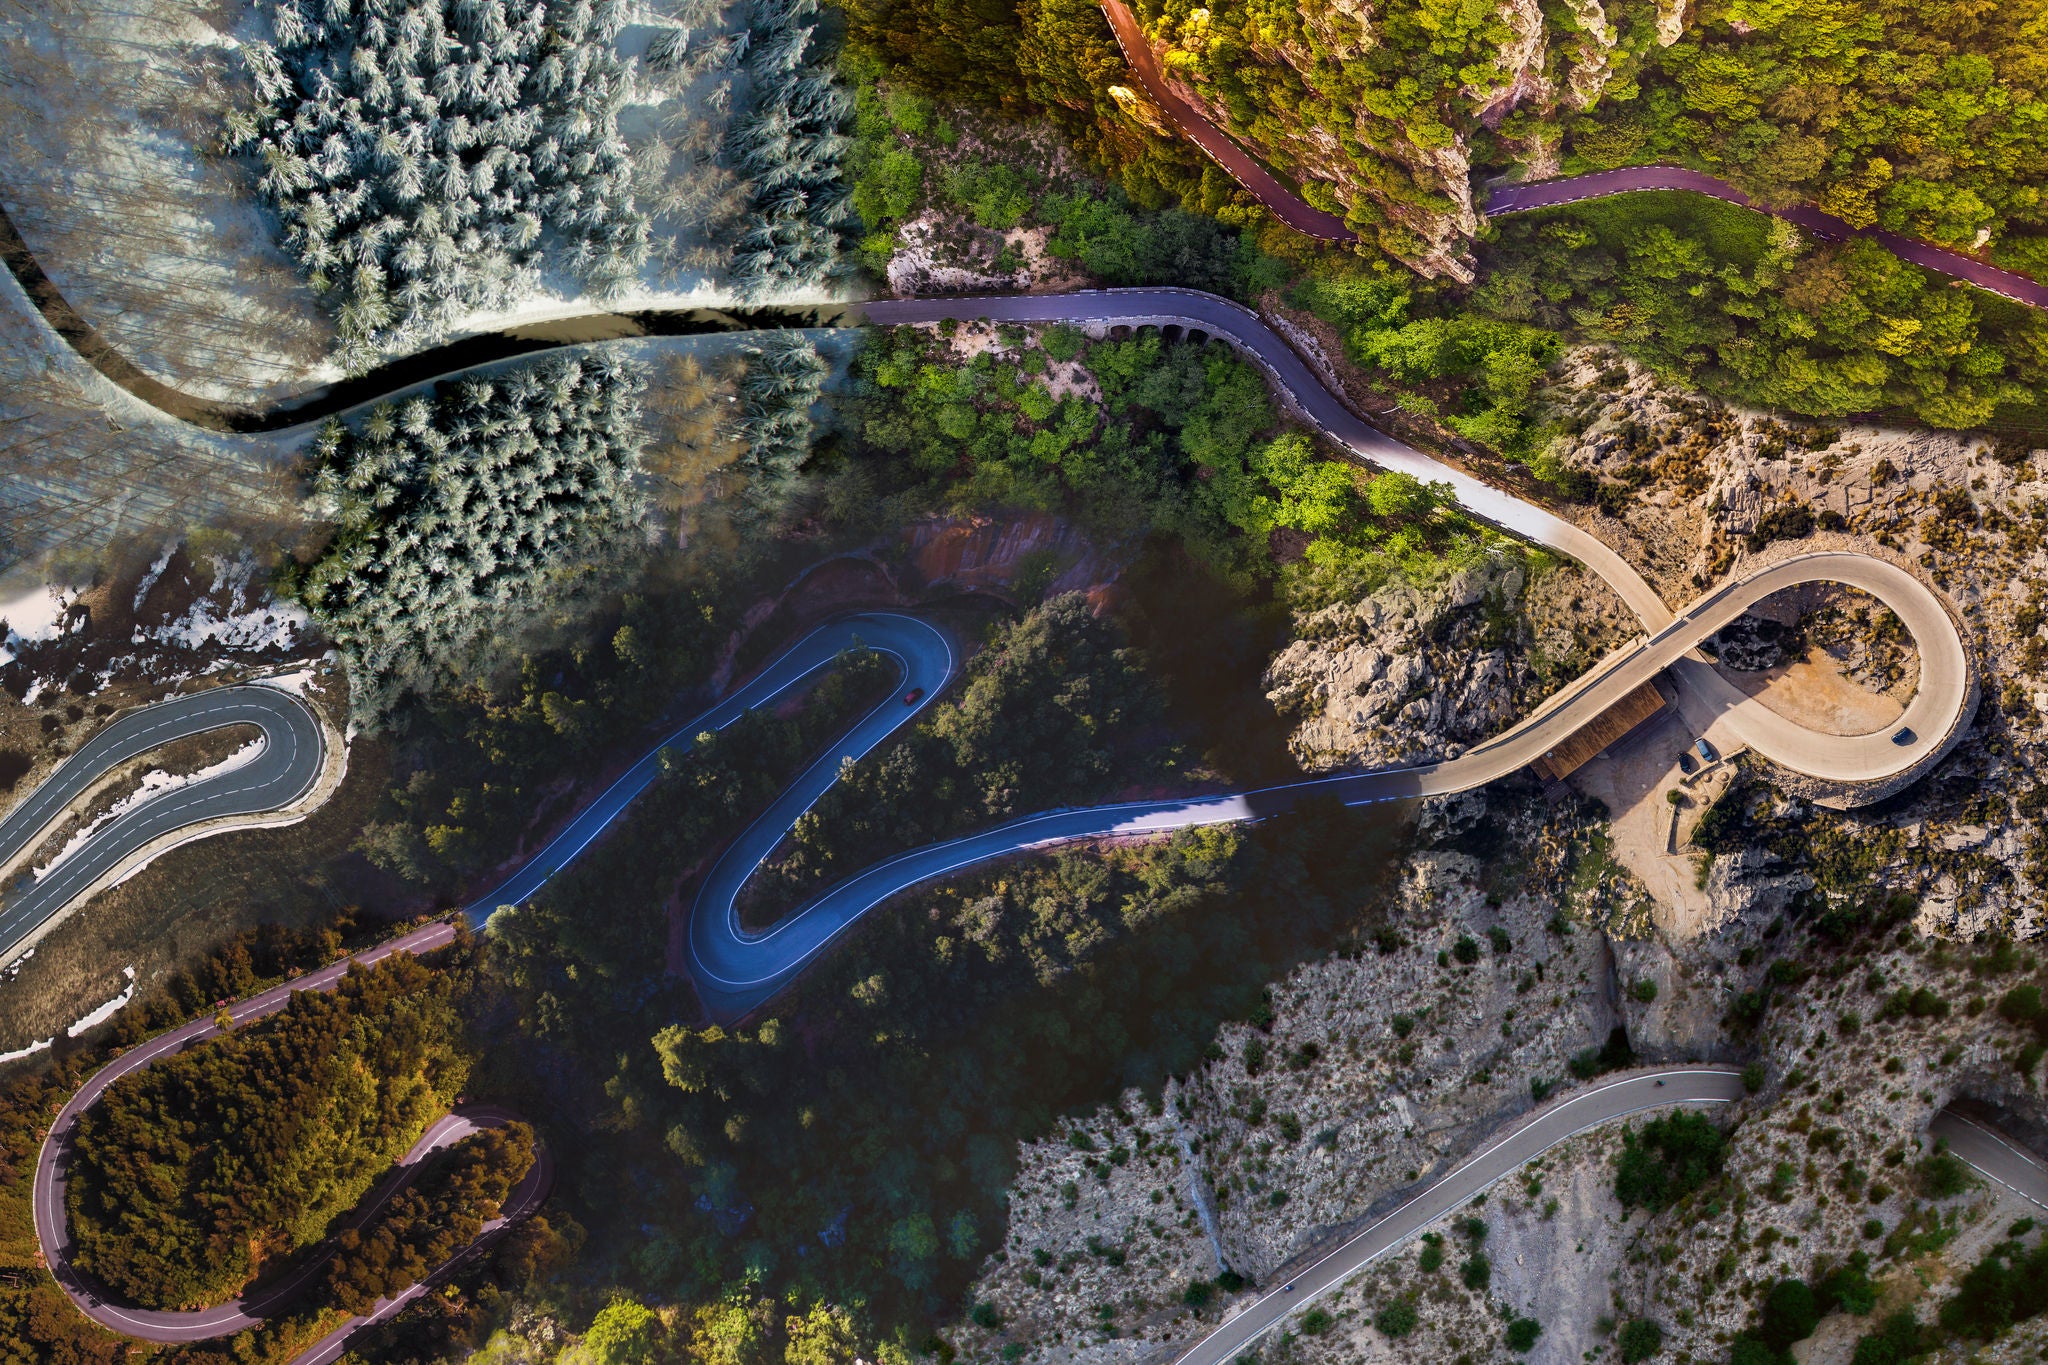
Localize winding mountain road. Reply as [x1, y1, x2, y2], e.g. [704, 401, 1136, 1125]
[0, 287, 1968, 1015]
[1097, 0, 2047, 307]
[33, 920, 550, 1355]
[0, 684, 325, 966]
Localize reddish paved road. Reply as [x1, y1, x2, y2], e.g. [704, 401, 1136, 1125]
[32, 920, 549, 1361]
[1099, 0, 1351, 241]
[1098, 3, 2048, 308]
[1488, 166, 2048, 309]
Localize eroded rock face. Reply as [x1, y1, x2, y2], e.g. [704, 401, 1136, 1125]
[1262, 555, 1627, 773]
[1131, 0, 1645, 277]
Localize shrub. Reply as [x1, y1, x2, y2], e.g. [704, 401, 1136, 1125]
[1617, 1318, 1664, 1362]
[1849, 1311, 1924, 1365]
[1215, 1270, 1245, 1293]
[1488, 926, 1513, 954]
[1460, 1253, 1492, 1290]
[1373, 1299, 1418, 1338]
[1999, 985, 2043, 1022]
[1632, 979, 1659, 1003]
[1453, 935, 1481, 964]
[1818, 1253, 1877, 1316]
[1743, 1062, 1767, 1093]
[1391, 1013, 1416, 1038]
[1182, 1280, 1214, 1308]
[1504, 1317, 1542, 1352]
[1242, 1038, 1267, 1075]
[1614, 1112, 1726, 1212]
[1299, 1308, 1333, 1335]
[970, 1302, 1001, 1330]
[1760, 1278, 1820, 1349]
[1918, 1142, 1973, 1199]
[1417, 1234, 1445, 1272]
[1275, 1113, 1303, 1142]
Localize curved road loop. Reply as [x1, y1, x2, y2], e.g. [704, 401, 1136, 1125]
[0, 289, 1972, 1017]
[462, 613, 953, 924]
[33, 919, 551, 1359]
[0, 685, 325, 965]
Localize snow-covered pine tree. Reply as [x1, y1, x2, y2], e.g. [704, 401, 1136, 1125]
[293, 352, 650, 717]
[231, 0, 649, 370]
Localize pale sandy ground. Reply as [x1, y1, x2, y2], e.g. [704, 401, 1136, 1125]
[1568, 707, 1726, 937]
[1572, 629, 1904, 939]
[1714, 650, 1905, 737]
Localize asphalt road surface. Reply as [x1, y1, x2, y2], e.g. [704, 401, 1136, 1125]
[1170, 1089, 2048, 1365]
[682, 546, 1965, 1020]
[1488, 167, 2048, 310]
[32, 918, 550, 1359]
[0, 685, 324, 965]
[1174, 1070, 1746, 1363]
[464, 612, 953, 926]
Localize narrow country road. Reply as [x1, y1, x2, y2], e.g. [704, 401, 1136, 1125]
[33, 920, 549, 1353]
[1170, 1090, 2048, 1365]
[0, 684, 325, 966]
[1095, 0, 2046, 307]
[0, 290, 1972, 1021]
[1098, 0, 1350, 241]
[1487, 167, 2048, 310]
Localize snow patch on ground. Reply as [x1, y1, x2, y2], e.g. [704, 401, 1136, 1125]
[255, 666, 321, 697]
[33, 739, 266, 883]
[145, 554, 309, 653]
[0, 1036, 51, 1064]
[0, 582, 81, 666]
[132, 542, 178, 611]
[65, 966, 136, 1037]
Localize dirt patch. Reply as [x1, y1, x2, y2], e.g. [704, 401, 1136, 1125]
[1713, 648, 1905, 738]
[1567, 708, 1722, 938]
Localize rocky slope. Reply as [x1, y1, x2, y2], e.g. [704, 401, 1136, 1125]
[1260, 553, 1630, 773]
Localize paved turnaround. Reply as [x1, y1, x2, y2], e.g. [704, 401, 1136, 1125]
[0, 685, 325, 965]
[33, 920, 550, 1356]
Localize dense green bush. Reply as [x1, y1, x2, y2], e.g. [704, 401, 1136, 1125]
[1613, 1111, 1725, 1212]
[1505, 1316, 1542, 1352]
[1373, 1299, 1417, 1338]
[1918, 1142, 1974, 1199]
[1618, 1317, 1664, 1362]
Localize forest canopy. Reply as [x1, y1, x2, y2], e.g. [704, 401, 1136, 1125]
[66, 953, 469, 1310]
[229, 0, 649, 367]
[291, 353, 650, 718]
